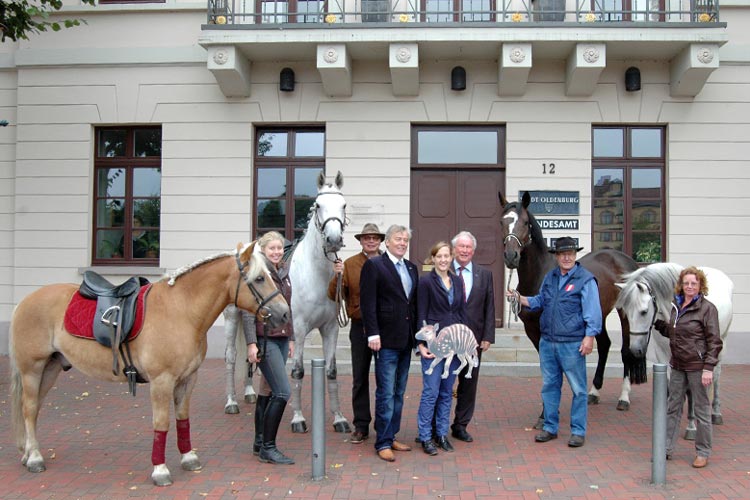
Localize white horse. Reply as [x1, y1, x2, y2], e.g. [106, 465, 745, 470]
[615, 263, 733, 438]
[222, 171, 352, 433]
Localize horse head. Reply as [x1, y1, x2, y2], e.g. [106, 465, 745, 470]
[312, 170, 346, 254]
[236, 242, 290, 328]
[498, 191, 534, 269]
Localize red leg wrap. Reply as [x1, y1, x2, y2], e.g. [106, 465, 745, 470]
[176, 419, 192, 454]
[152, 430, 168, 466]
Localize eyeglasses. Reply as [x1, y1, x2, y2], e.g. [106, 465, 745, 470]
[682, 281, 699, 287]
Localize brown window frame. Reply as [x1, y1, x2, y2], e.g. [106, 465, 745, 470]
[591, 125, 666, 265]
[92, 126, 161, 266]
[255, 0, 328, 23]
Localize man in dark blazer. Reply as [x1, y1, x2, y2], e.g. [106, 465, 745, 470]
[360, 224, 419, 462]
[451, 231, 496, 443]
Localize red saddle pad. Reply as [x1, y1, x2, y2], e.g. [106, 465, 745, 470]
[64, 284, 152, 341]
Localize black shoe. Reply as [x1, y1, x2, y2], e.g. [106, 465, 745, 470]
[535, 430, 558, 443]
[350, 430, 368, 444]
[567, 435, 585, 448]
[422, 439, 438, 456]
[259, 444, 295, 464]
[451, 427, 473, 443]
[435, 435, 454, 452]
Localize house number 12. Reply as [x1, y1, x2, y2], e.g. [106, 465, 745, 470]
[542, 163, 556, 174]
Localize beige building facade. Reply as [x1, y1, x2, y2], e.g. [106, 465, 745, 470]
[0, 0, 748, 362]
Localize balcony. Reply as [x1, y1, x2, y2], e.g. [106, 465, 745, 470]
[199, 0, 727, 97]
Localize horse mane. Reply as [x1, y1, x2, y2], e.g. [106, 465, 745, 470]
[615, 262, 682, 311]
[524, 207, 547, 252]
[167, 248, 265, 286]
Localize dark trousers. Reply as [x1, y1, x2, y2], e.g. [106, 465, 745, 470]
[350, 319, 373, 433]
[452, 350, 483, 431]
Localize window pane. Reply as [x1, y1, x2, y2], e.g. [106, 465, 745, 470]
[593, 232, 624, 252]
[96, 199, 125, 228]
[133, 168, 161, 197]
[593, 199, 623, 232]
[294, 168, 323, 197]
[257, 168, 287, 197]
[295, 198, 316, 229]
[417, 131, 497, 164]
[593, 168, 623, 197]
[133, 230, 159, 259]
[593, 129, 623, 157]
[258, 132, 288, 156]
[632, 200, 661, 230]
[631, 129, 662, 157]
[96, 229, 124, 259]
[632, 168, 661, 196]
[633, 232, 661, 263]
[297, 0, 324, 22]
[462, 0, 491, 21]
[425, 0, 452, 22]
[134, 129, 162, 157]
[134, 198, 161, 228]
[295, 132, 325, 157]
[98, 129, 126, 157]
[257, 199, 286, 228]
[261, 0, 289, 22]
[97, 168, 126, 197]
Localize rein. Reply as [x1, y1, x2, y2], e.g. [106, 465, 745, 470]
[506, 268, 521, 324]
[333, 254, 350, 327]
[234, 253, 282, 324]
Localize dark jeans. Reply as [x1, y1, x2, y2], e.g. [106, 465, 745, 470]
[373, 347, 411, 451]
[350, 319, 373, 433]
[257, 337, 291, 402]
[453, 349, 483, 431]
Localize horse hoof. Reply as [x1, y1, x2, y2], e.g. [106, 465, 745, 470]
[333, 421, 352, 433]
[224, 404, 240, 414]
[151, 464, 173, 487]
[587, 394, 600, 405]
[616, 400, 630, 411]
[712, 414, 724, 425]
[181, 452, 203, 472]
[291, 421, 308, 434]
[533, 418, 544, 430]
[684, 429, 697, 441]
[26, 461, 46, 473]
[244, 394, 257, 404]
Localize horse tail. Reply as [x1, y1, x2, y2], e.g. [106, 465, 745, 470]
[8, 324, 27, 453]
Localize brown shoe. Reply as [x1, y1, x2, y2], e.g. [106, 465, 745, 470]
[391, 440, 412, 452]
[692, 456, 708, 468]
[377, 448, 395, 462]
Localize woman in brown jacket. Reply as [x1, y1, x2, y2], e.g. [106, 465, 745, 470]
[658, 266, 722, 469]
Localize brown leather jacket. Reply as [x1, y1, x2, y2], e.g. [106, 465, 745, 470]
[243, 258, 294, 344]
[327, 251, 378, 321]
[660, 294, 722, 372]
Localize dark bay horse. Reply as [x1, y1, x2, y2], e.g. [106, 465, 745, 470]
[10, 242, 290, 486]
[499, 191, 641, 427]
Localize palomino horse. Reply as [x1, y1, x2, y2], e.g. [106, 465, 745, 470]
[10, 242, 289, 486]
[498, 191, 640, 428]
[222, 171, 351, 433]
[615, 263, 733, 437]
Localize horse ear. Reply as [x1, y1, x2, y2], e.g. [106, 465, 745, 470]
[335, 171, 344, 189]
[317, 170, 326, 189]
[615, 282, 625, 290]
[498, 191, 507, 207]
[522, 191, 531, 209]
[238, 242, 254, 262]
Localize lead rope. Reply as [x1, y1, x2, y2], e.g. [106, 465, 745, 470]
[334, 253, 349, 327]
[506, 268, 521, 324]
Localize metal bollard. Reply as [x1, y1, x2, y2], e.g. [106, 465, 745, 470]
[651, 363, 668, 485]
[311, 359, 326, 481]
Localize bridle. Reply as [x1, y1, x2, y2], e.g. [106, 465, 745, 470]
[502, 207, 533, 250]
[629, 280, 659, 347]
[313, 190, 348, 263]
[234, 251, 282, 324]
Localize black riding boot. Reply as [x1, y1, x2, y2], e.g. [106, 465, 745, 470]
[259, 398, 295, 465]
[253, 395, 270, 456]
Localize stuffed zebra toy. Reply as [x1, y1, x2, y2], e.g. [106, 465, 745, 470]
[415, 322, 479, 379]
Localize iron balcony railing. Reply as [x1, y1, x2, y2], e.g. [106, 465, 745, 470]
[206, 0, 719, 26]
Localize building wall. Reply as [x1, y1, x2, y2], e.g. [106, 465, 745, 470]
[0, 5, 748, 361]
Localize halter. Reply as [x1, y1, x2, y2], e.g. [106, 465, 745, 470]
[503, 232, 532, 249]
[312, 190, 347, 262]
[234, 252, 282, 323]
[629, 280, 659, 347]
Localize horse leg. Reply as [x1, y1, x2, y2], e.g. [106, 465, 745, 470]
[223, 307, 241, 414]
[149, 377, 176, 486]
[322, 324, 351, 433]
[684, 388, 697, 441]
[616, 375, 632, 411]
[174, 371, 202, 472]
[290, 340, 308, 434]
[588, 330, 611, 405]
[710, 363, 723, 425]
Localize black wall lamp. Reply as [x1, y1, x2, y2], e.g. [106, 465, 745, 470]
[451, 66, 466, 91]
[625, 66, 641, 92]
[280, 67, 295, 92]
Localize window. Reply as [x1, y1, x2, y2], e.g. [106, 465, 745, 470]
[422, 0, 495, 22]
[257, 0, 326, 23]
[254, 128, 325, 241]
[592, 126, 665, 264]
[93, 127, 161, 265]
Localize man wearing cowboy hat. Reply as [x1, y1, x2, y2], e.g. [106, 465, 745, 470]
[507, 236, 601, 448]
[328, 223, 385, 444]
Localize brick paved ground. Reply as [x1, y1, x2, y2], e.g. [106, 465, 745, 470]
[1, 356, 748, 499]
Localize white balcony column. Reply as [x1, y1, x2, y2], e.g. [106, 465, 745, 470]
[498, 43, 532, 96]
[317, 44, 352, 97]
[565, 43, 606, 97]
[207, 45, 252, 98]
[670, 43, 720, 98]
[389, 43, 419, 96]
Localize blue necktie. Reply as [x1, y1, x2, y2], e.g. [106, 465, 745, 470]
[397, 261, 411, 296]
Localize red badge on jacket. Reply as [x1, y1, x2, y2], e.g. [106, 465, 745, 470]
[565, 284, 575, 292]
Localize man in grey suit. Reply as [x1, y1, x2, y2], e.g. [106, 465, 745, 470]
[451, 231, 495, 443]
